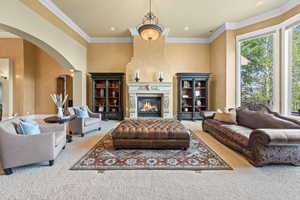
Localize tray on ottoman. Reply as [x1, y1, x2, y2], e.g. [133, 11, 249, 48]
[111, 119, 190, 149]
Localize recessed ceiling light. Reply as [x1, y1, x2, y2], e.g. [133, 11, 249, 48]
[110, 27, 116, 31]
[256, 1, 264, 7]
[184, 26, 189, 31]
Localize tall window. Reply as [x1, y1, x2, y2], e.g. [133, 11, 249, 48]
[238, 34, 274, 108]
[288, 24, 300, 115]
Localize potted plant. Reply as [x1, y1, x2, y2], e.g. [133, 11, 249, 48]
[50, 94, 68, 118]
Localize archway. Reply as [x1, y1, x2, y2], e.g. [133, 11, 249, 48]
[0, 25, 86, 115]
[0, 23, 74, 71]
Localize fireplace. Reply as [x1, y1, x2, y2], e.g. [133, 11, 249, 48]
[137, 96, 161, 117]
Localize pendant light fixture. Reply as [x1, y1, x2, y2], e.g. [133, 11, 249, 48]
[137, 0, 163, 41]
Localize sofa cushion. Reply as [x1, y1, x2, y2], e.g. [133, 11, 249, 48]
[237, 108, 300, 129]
[0, 119, 22, 135]
[204, 119, 252, 147]
[84, 118, 100, 126]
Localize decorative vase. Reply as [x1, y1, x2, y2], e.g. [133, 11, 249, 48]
[57, 107, 64, 118]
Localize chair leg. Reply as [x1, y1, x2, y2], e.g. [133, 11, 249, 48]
[3, 168, 13, 175]
[49, 160, 54, 166]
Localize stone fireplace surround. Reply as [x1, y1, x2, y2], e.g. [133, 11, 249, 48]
[127, 82, 173, 119]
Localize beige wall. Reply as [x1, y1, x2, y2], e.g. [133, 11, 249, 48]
[23, 40, 37, 114]
[87, 37, 211, 116]
[209, 5, 300, 110]
[210, 32, 226, 110]
[235, 5, 300, 36]
[20, 0, 87, 47]
[0, 0, 87, 72]
[0, 38, 71, 115]
[0, 38, 24, 115]
[88, 43, 133, 73]
[35, 47, 71, 114]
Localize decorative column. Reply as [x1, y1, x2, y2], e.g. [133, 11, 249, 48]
[73, 71, 86, 106]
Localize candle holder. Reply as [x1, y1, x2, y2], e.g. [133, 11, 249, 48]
[158, 72, 164, 82]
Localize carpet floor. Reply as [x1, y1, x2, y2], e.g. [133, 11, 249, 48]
[1, 120, 300, 200]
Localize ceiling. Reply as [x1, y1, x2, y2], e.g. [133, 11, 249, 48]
[52, 0, 289, 38]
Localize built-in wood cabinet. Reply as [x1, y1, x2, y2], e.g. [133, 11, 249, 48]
[90, 73, 124, 120]
[176, 73, 210, 120]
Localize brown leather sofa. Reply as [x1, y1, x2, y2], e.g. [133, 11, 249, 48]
[112, 119, 190, 149]
[202, 105, 300, 166]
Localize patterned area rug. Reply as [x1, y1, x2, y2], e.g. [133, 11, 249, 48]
[71, 132, 232, 171]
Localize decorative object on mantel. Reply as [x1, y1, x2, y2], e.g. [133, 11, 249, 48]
[134, 70, 140, 82]
[158, 72, 164, 82]
[137, 0, 163, 41]
[50, 94, 68, 118]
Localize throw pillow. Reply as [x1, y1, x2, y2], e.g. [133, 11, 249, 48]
[213, 109, 237, 124]
[74, 107, 89, 118]
[17, 121, 41, 135]
[21, 118, 38, 125]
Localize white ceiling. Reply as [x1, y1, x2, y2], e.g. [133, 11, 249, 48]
[51, 0, 289, 38]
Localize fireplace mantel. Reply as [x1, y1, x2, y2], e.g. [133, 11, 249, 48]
[127, 82, 173, 119]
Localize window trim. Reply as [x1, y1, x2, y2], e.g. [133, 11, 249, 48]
[236, 28, 280, 111]
[235, 13, 300, 115]
[282, 21, 300, 116]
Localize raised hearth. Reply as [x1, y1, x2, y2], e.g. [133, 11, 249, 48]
[128, 82, 172, 119]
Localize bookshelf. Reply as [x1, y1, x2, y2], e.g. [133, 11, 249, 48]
[176, 73, 210, 120]
[90, 73, 124, 120]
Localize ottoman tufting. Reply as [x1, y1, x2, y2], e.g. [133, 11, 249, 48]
[111, 119, 190, 149]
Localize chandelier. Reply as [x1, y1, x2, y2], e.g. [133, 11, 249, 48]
[137, 0, 163, 41]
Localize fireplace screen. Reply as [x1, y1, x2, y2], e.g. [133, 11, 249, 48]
[137, 97, 161, 117]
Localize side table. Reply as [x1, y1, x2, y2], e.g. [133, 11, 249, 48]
[44, 115, 76, 143]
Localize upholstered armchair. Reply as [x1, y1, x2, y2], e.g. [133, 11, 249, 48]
[68, 106, 101, 137]
[0, 117, 66, 175]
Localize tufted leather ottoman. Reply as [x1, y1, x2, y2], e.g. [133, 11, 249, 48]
[111, 119, 190, 149]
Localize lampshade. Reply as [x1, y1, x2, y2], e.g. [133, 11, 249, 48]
[138, 24, 162, 41]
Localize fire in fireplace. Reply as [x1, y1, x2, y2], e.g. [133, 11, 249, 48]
[137, 96, 161, 117]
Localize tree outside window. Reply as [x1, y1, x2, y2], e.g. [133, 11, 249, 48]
[240, 34, 274, 108]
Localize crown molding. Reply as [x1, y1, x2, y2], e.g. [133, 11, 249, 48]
[208, 0, 300, 41]
[38, 0, 90, 42]
[0, 32, 20, 38]
[39, 0, 300, 44]
[166, 37, 210, 43]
